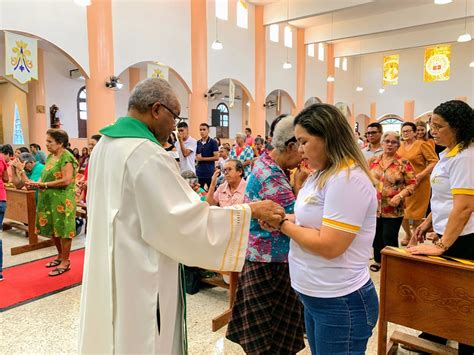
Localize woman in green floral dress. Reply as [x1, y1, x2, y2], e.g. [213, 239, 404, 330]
[27, 129, 77, 276]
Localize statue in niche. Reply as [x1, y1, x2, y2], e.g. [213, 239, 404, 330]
[49, 104, 62, 129]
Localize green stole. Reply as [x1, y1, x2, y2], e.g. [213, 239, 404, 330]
[100, 116, 188, 354]
[100, 116, 162, 146]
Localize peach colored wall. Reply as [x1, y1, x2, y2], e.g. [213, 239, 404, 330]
[295, 28, 305, 113]
[27, 48, 47, 148]
[189, 0, 209, 139]
[128, 67, 141, 93]
[85, 0, 116, 136]
[250, 5, 266, 137]
[326, 44, 335, 105]
[69, 138, 89, 150]
[404, 100, 415, 122]
[370, 102, 377, 123]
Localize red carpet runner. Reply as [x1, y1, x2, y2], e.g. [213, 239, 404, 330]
[0, 248, 85, 312]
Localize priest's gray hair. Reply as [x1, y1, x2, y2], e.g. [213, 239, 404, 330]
[272, 114, 296, 152]
[128, 78, 177, 113]
[19, 152, 36, 164]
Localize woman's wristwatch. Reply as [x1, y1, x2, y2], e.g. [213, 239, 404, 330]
[434, 239, 449, 251]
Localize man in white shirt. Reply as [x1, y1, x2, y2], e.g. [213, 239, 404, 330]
[362, 122, 384, 160]
[175, 122, 197, 173]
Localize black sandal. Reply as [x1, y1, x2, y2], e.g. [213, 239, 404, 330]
[45, 259, 61, 268]
[370, 264, 381, 272]
[48, 262, 71, 277]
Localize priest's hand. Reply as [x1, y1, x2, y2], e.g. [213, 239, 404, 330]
[249, 200, 285, 229]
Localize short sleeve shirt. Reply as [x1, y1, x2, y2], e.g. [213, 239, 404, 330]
[245, 154, 295, 263]
[430, 144, 474, 235]
[196, 137, 219, 178]
[175, 136, 197, 173]
[0, 156, 8, 201]
[289, 167, 377, 298]
[362, 145, 383, 161]
[229, 145, 254, 178]
[213, 178, 246, 207]
[26, 162, 45, 182]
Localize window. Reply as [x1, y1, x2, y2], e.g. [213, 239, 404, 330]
[307, 43, 315, 57]
[237, 0, 248, 29]
[284, 25, 292, 48]
[334, 57, 340, 68]
[342, 57, 348, 71]
[77, 86, 88, 138]
[318, 43, 325, 61]
[269, 24, 279, 42]
[216, 0, 228, 20]
[13, 103, 25, 144]
[217, 103, 229, 127]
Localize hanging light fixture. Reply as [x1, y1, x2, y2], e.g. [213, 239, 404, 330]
[379, 88, 385, 94]
[212, 17, 223, 50]
[283, 48, 292, 69]
[469, 61, 474, 67]
[434, 0, 452, 4]
[282, 0, 292, 69]
[457, 0, 472, 42]
[327, 12, 335, 82]
[355, 41, 363, 92]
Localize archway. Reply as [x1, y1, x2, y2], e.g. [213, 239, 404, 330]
[265, 89, 296, 136]
[415, 111, 432, 123]
[304, 96, 322, 108]
[206, 78, 254, 141]
[0, 29, 89, 148]
[378, 114, 404, 133]
[116, 61, 191, 120]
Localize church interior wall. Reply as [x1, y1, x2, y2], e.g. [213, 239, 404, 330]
[207, 0, 256, 99]
[0, 81, 29, 146]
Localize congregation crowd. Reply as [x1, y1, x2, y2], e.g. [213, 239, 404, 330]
[1, 78, 473, 354]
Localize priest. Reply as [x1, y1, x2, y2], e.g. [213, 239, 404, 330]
[78, 78, 285, 354]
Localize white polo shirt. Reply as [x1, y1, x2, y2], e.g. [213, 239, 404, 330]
[430, 144, 474, 236]
[289, 166, 377, 298]
[175, 136, 197, 173]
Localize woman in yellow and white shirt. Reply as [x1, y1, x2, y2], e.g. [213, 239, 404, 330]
[278, 104, 379, 355]
[409, 100, 474, 354]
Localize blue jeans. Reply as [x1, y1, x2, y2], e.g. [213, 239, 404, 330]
[0, 200, 7, 274]
[298, 280, 379, 355]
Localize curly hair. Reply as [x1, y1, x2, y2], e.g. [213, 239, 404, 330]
[433, 100, 474, 150]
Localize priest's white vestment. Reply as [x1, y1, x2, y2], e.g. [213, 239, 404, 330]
[78, 136, 250, 354]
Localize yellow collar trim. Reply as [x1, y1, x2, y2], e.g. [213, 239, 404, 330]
[446, 143, 463, 158]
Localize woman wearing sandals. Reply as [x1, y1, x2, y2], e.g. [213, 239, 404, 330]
[27, 129, 78, 276]
[368, 132, 417, 272]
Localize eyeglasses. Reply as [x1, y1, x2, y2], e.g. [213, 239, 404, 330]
[149, 102, 184, 125]
[383, 140, 399, 145]
[401, 130, 414, 134]
[366, 131, 380, 135]
[223, 168, 234, 173]
[430, 123, 447, 131]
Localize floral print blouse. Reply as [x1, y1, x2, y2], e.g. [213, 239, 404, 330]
[368, 154, 417, 218]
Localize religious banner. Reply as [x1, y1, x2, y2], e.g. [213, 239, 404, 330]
[424, 45, 451, 82]
[229, 79, 235, 108]
[5, 32, 38, 84]
[147, 63, 169, 81]
[383, 54, 399, 86]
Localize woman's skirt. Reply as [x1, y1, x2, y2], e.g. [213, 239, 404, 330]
[226, 261, 305, 354]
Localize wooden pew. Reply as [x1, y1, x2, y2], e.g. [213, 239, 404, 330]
[202, 271, 239, 332]
[3, 188, 54, 255]
[378, 247, 474, 354]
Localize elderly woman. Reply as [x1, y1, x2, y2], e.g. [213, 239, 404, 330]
[409, 100, 474, 353]
[27, 129, 78, 276]
[368, 132, 417, 272]
[229, 132, 254, 178]
[398, 121, 438, 245]
[226, 115, 306, 354]
[276, 104, 379, 354]
[206, 159, 246, 207]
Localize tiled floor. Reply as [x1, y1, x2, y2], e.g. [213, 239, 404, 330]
[0, 229, 428, 354]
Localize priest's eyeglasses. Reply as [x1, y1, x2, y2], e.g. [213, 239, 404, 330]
[150, 102, 184, 125]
